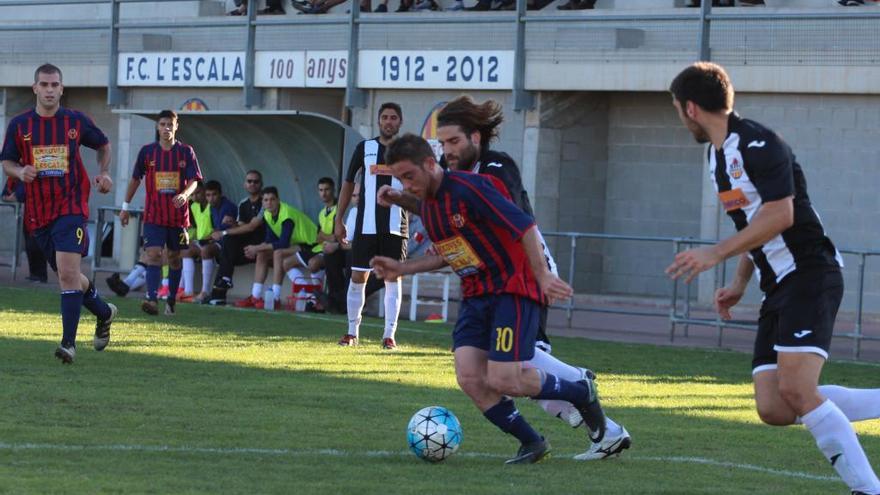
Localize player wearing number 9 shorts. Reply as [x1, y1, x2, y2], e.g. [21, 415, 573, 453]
[371, 134, 608, 465]
[1, 64, 117, 364]
[119, 110, 203, 316]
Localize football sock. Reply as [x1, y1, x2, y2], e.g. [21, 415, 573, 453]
[81, 281, 112, 321]
[129, 273, 146, 291]
[483, 397, 542, 445]
[802, 399, 880, 493]
[251, 283, 263, 300]
[145, 265, 161, 301]
[286, 267, 305, 283]
[383, 279, 401, 340]
[272, 284, 283, 301]
[347, 281, 366, 337]
[531, 370, 590, 404]
[167, 268, 182, 303]
[60, 290, 83, 348]
[816, 385, 880, 423]
[182, 257, 195, 295]
[201, 259, 215, 294]
[123, 263, 146, 287]
[528, 347, 584, 382]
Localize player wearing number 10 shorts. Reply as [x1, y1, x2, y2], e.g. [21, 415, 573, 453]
[371, 134, 609, 465]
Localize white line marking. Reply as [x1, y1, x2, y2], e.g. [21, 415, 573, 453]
[0, 442, 840, 482]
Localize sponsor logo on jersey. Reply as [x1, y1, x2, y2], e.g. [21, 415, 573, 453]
[486, 162, 503, 168]
[148, 160, 156, 168]
[747, 140, 766, 148]
[22, 133, 31, 142]
[718, 188, 749, 212]
[793, 330, 812, 339]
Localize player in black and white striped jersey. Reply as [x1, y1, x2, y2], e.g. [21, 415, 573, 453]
[334, 102, 408, 350]
[668, 62, 880, 495]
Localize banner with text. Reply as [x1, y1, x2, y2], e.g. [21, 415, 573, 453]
[118, 52, 245, 87]
[357, 50, 514, 90]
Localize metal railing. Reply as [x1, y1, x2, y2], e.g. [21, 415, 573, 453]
[90, 205, 144, 280]
[0, 0, 877, 110]
[543, 231, 880, 361]
[0, 201, 22, 280]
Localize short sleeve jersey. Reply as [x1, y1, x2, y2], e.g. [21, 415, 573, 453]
[132, 141, 203, 228]
[345, 138, 408, 237]
[0, 107, 109, 231]
[710, 112, 842, 293]
[420, 170, 542, 303]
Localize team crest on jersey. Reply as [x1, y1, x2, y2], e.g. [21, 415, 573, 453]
[728, 157, 744, 180]
[450, 213, 466, 229]
[179, 160, 187, 169]
[67, 128, 78, 140]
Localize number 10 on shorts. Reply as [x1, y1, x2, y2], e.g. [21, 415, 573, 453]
[495, 326, 513, 353]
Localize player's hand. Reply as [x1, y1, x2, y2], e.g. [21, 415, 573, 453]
[323, 241, 338, 254]
[211, 231, 223, 241]
[118, 209, 130, 227]
[334, 222, 349, 247]
[172, 193, 188, 209]
[666, 246, 722, 284]
[377, 185, 401, 208]
[94, 173, 113, 194]
[714, 284, 745, 320]
[221, 215, 235, 227]
[18, 165, 37, 183]
[370, 256, 402, 280]
[1, 193, 15, 202]
[537, 272, 573, 305]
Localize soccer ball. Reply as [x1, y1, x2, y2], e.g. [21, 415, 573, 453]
[406, 406, 463, 462]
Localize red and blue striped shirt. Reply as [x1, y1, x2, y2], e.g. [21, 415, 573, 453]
[0, 107, 109, 231]
[420, 170, 543, 304]
[133, 141, 203, 228]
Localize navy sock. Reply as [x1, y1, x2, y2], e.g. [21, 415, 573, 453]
[483, 398, 542, 445]
[82, 281, 112, 321]
[145, 265, 161, 301]
[167, 268, 182, 303]
[60, 290, 83, 348]
[531, 372, 589, 404]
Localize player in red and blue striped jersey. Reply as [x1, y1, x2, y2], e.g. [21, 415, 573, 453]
[1, 64, 117, 364]
[372, 134, 607, 464]
[119, 110, 203, 316]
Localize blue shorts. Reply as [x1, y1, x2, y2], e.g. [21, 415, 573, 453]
[452, 294, 540, 362]
[32, 215, 89, 272]
[143, 223, 189, 251]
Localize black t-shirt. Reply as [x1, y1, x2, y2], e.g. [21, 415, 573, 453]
[238, 196, 265, 241]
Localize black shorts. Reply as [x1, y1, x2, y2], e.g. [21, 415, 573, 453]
[295, 244, 321, 266]
[351, 234, 407, 271]
[752, 267, 843, 373]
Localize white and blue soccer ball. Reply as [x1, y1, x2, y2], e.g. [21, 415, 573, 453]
[406, 406, 463, 462]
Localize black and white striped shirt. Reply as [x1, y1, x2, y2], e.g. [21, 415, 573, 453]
[345, 138, 408, 237]
[710, 113, 843, 294]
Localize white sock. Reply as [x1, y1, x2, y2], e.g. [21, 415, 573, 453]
[527, 347, 584, 382]
[286, 267, 305, 283]
[201, 259, 215, 294]
[311, 270, 325, 286]
[182, 257, 195, 296]
[272, 284, 283, 301]
[347, 281, 366, 337]
[383, 279, 402, 340]
[252, 283, 263, 300]
[802, 399, 880, 493]
[795, 385, 880, 425]
[123, 264, 146, 287]
[130, 273, 146, 291]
